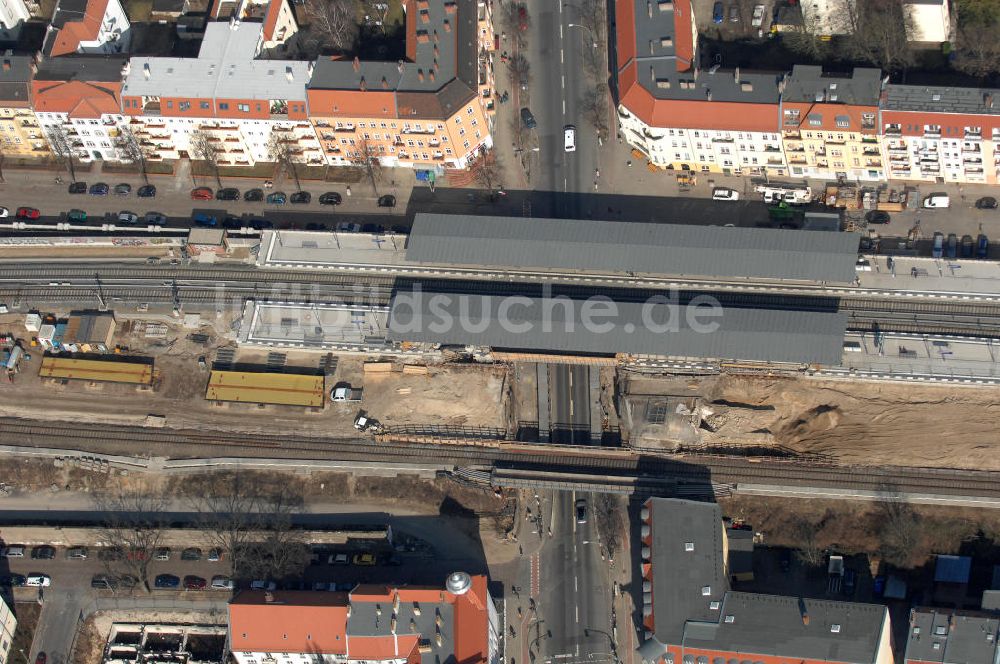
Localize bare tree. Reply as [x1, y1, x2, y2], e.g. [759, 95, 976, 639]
[877, 487, 921, 568]
[94, 489, 170, 593]
[115, 125, 151, 184]
[840, 0, 914, 72]
[508, 53, 532, 95]
[470, 148, 503, 200]
[953, 21, 1000, 77]
[502, 2, 529, 49]
[267, 132, 303, 191]
[304, 0, 359, 54]
[45, 125, 78, 182]
[580, 84, 610, 143]
[190, 129, 222, 189]
[791, 517, 825, 566]
[593, 493, 625, 560]
[351, 137, 383, 197]
[363, 0, 392, 35]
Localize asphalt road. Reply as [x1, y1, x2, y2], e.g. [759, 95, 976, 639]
[549, 365, 591, 445]
[535, 491, 615, 664]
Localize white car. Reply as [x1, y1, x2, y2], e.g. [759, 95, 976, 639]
[210, 575, 234, 590]
[0, 207, 8, 217]
[564, 125, 576, 152]
[26, 574, 50, 587]
[923, 193, 950, 209]
[751, 3, 765, 26]
[712, 187, 740, 201]
[117, 211, 139, 224]
[336, 222, 361, 232]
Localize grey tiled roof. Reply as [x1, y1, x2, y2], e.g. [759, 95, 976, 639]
[883, 84, 1000, 115]
[782, 65, 882, 105]
[904, 609, 1000, 664]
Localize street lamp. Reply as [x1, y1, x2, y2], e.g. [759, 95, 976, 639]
[566, 23, 598, 48]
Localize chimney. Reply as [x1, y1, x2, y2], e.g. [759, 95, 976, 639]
[410, 618, 417, 632]
[398, 59, 405, 72]
[706, 88, 712, 101]
[413, 602, 421, 616]
[359, 77, 367, 91]
[376, 604, 382, 616]
[418, 69, 425, 81]
[285, 65, 294, 82]
[435, 631, 443, 647]
[352, 56, 360, 72]
[143, 62, 151, 79]
[986, 93, 994, 109]
[264, 591, 274, 603]
[734, 66, 740, 84]
[429, 69, 435, 81]
[381, 76, 389, 89]
[443, 19, 451, 31]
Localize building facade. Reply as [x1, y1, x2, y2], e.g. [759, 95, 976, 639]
[228, 573, 499, 664]
[0, 55, 48, 157]
[0, 0, 31, 41]
[881, 84, 1000, 184]
[0, 595, 16, 664]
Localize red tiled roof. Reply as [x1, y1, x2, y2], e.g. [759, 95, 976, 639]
[49, 0, 112, 56]
[881, 109, 1000, 136]
[31, 80, 121, 118]
[348, 634, 421, 660]
[261, 0, 282, 41]
[673, 0, 694, 72]
[453, 574, 490, 664]
[229, 591, 350, 654]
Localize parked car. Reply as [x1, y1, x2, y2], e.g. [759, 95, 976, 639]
[114, 183, 131, 196]
[932, 231, 944, 258]
[336, 222, 362, 232]
[117, 211, 139, 225]
[67, 547, 88, 560]
[181, 547, 202, 561]
[319, 191, 343, 206]
[223, 217, 243, 230]
[154, 574, 180, 589]
[1, 546, 24, 558]
[520, 107, 537, 130]
[216, 187, 240, 201]
[564, 125, 576, 152]
[192, 213, 217, 227]
[251, 579, 277, 590]
[729, 4, 739, 21]
[377, 194, 396, 208]
[266, 192, 287, 205]
[865, 210, 890, 225]
[352, 553, 376, 566]
[976, 196, 998, 209]
[0, 207, 8, 217]
[946, 232, 959, 259]
[290, 191, 311, 204]
[305, 222, 327, 231]
[15, 207, 39, 220]
[751, 3, 765, 26]
[91, 574, 113, 589]
[137, 184, 156, 198]
[211, 575, 234, 590]
[208, 548, 223, 562]
[154, 547, 171, 561]
[244, 188, 264, 202]
[712, 187, 739, 201]
[329, 553, 349, 565]
[575, 499, 588, 524]
[184, 575, 207, 590]
[712, 1, 724, 22]
[25, 574, 50, 587]
[89, 182, 109, 196]
[923, 193, 950, 208]
[67, 209, 87, 222]
[68, 182, 87, 194]
[144, 212, 167, 226]
[35, 653, 45, 664]
[978, 234, 989, 259]
[0, 574, 25, 587]
[190, 187, 214, 201]
[961, 234, 975, 258]
[98, 547, 124, 561]
[31, 546, 55, 560]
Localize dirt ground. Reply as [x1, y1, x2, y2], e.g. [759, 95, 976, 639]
[625, 373, 1000, 470]
[0, 312, 507, 437]
[11, 602, 40, 663]
[72, 609, 227, 664]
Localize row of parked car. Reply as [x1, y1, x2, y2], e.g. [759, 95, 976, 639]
[189, 186, 396, 208]
[931, 232, 989, 260]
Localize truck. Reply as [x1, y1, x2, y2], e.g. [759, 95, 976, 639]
[331, 382, 362, 403]
[354, 412, 385, 434]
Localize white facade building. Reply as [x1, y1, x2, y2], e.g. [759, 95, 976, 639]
[0, 595, 16, 664]
[0, 0, 31, 40]
[903, 0, 952, 42]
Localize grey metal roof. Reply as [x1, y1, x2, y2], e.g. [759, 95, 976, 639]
[884, 84, 1000, 115]
[0, 55, 33, 104]
[348, 598, 455, 664]
[386, 289, 847, 364]
[935, 555, 971, 583]
[782, 65, 882, 106]
[406, 214, 861, 283]
[904, 609, 1000, 664]
[647, 499, 727, 646]
[696, 593, 888, 663]
[34, 55, 126, 81]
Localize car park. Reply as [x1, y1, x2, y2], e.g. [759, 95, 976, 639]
[378, 194, 396, 208]
[117, 212, 139, 225]
[575, 499, 588, 524]
[184, 575, 207, 590]
[713, 1, 724, 22]
[932, 232, 944, 258]
[137, 184, 156, 198]
[31, 546, 55, 560]
[319, 192, 342, 205]
[352, 553, 376, 566]
[154, 574, 180, 589]
[712, 187, 739, 201]
[336, 222, 362, 232]
[68, 182, 87, 194]
[946, 233, 959, 259]
[978, 234, 989, 259]
[26, 574, 50, 587]
[181, 547, 202, 561]
[15, 207, 39, 220]
[1, 574, 25, 587]
[290, 191, 311, 204]
[154, 547, 171, 561]
[244, 188, 264, 202]
[266, 192, 287, 205]
[114, 183, 131, 196]
[67, 547, 88, 560]
[67, 209, 87, 222]
[89, 183, 109, 196]
[144, 212, 167, 226]
[211, 575, 234, 590]
[564, 125, 576, 152]
[865, 210, 890, 225]
[190, 187, 214, 201]
[216, 188, 240, 201]
[922, 193, 950, 208]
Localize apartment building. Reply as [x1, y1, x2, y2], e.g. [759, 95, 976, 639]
[209, 0, 301, 55]
[228, 572, 500, 664]
[0, 595, 15, 664]
[121, 20, 321, 167]
[636, 498, 894, 664]
[0, 0, 32, 41]
[31, 55, 125, 161]
[881, 84, 1000, 184]
[306, 0, 496, 170]
[43, 0, 130, 56]
[616, 0, 786, 176]
[0, 54, 48, 157]
[779, 65, 883, 181]
[904, 609, 1000, 664]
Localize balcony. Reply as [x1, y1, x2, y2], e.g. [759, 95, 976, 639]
[786, 145, 805, 153]
[862, 147, 880, 156]
[142, 102, 161, 116]
[963, 144, 981, 154]
[861, 136, 879, 144]
[784, 130, 802, 140]
[788, 156, 807, 165]
[764, 145, 781, 153]
[884, 126, 901, 136]
[966, 131, 983, 140]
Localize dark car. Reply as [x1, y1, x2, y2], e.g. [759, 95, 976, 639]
[190, 187, 214, 201]
[713, 1, 724, 22]
[520, 107, 537, 130]
[216, 187, 240, 201]
[1, 574, 25, 587]
[144, 212, 167, 226]
[362, 223, 384, 233]
[575, 499, 588, 523]
[244, 188, 264, 202]
[67, 209, 87, 222]
[137, 184, 156, 198]
[266, 192, 287, 205]
[91, 574, 113, 589]
[319, 191, 342, 206]
[30, 546, 55, 560]
[35, 653, 45, 664]
[865, 210, 890, 225]
[946, 232, 959, 259]
[114, 183, 131, 196]
[377, 194, 396, 208]
[89, 183, 109, 196]
[249, 218, 273, 230]
[961, 234, 975, 258]
[290, 191, 311, 204]
[976, 196, 998, 209]
[68, 181, 87, 194]
[978, 234, 989, 259]
[154, 574, 180, 589]
[98, 547, 124, 561]
[183, 575, 207, 590]
[193, 213, 217, 227]
[305, 222, 327, 231]
[223, 217, 243, 230]
[181, 547, 202, 561]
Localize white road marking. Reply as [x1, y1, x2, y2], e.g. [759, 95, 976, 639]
[560, 22, 564, 37]
[561, 49, 564, 63]
[561, 75, 565, 89]
[575, 606, 580, 623]
[562, 99, 566, 114]
[574, 575, 578, 592]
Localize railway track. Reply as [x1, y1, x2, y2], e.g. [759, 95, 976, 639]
[4, 418, 1000, 500]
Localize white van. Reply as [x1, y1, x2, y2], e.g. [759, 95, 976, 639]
[25, 574, 50, 587]
[1, 546, 25, 558]
[923, 193, 950, 209]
